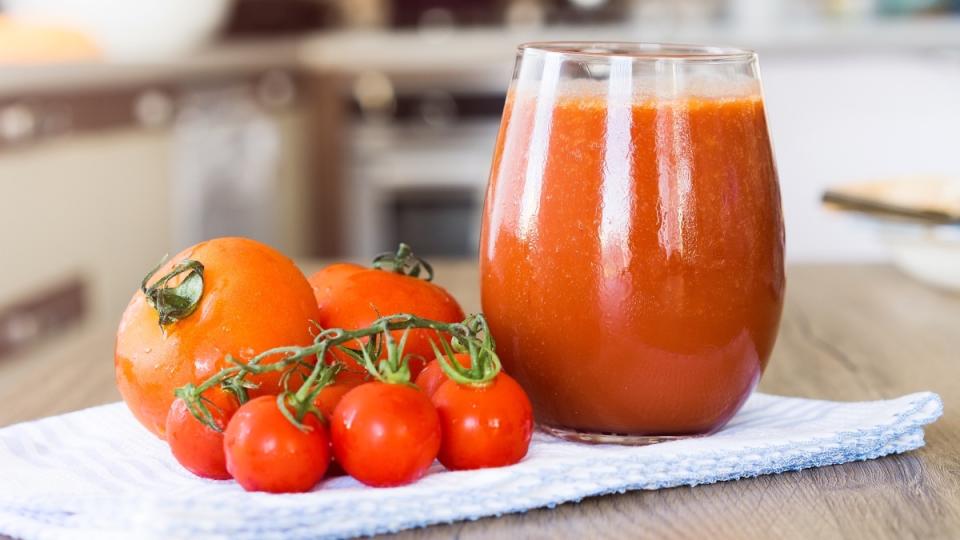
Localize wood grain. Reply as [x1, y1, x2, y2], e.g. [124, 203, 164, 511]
[0, 263, 956, 539]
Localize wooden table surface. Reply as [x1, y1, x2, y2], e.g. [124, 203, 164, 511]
[1, 263, 957, 539]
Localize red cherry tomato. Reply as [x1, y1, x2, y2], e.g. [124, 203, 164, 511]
[165, 387, 238, 480]
[332, 367, 370, 387]
[414, 353, 472, 397]
[432, 374, 534, 471]
[330, 382, 441, 487]
[314, 381, 359, 421]
[223, 396, 330, 493]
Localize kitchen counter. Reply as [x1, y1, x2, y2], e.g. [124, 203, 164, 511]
[297, 21, 960, 98]
[4, 17, 960, 97]
[0, 263, 957, 539]
[301, 18, 960, 73]
[0, 38, 302, 98]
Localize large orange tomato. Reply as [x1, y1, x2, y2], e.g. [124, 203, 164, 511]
[115, 237, 320, 439]
[308, 245, 464, 379]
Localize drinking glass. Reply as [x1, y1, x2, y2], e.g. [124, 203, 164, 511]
[480, 43, 785, 444]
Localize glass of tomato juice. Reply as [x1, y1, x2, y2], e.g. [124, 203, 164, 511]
[480, 43, 785, 444]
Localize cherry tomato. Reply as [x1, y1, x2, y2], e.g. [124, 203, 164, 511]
[116, 237, 321, 438]
[327, 365, 370, 388]
[224, 396, 330, 493]
[308, 261, 464, 379]
[414, 353, 472, 397]
[432, 374, 533, 471]
[330, 382, 441, 487]
[313, 380, 361, 421]
[165, 387, 238, 480]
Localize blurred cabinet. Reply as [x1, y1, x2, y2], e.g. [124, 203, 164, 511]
[0, 69, 315, 365]
[0, 127, 171, 355]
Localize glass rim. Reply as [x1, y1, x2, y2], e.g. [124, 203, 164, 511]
[517, 42, 757, 63]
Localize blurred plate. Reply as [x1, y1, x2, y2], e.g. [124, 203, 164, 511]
[824, 176, 960, 291]
[823, 176, 960, 224]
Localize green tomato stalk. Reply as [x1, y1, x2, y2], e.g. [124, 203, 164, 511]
[175, 313, 501, 433]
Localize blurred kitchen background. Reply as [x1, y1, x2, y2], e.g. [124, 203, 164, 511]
[0, 0, 959, 385]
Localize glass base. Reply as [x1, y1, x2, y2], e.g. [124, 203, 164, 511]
[539, 423, 702, 446]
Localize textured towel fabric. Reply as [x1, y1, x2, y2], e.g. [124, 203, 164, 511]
[0, 392, 942, 540]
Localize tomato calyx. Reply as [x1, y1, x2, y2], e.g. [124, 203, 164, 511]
[173, 383, 232, 434]
[429, 314, 501, 387]
[372, 242, 434, 281]
[280, 361, 340, 432]
[140, 258, 205, 328]
[347, 318, 415, 385]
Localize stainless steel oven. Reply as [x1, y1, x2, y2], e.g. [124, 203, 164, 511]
[344, 82, 505, 257]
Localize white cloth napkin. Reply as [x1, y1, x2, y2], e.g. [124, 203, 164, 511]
[0, 391, 942, 540]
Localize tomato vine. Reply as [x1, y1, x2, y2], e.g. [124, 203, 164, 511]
[175, 312, 502, 433]
[371, 242, 434, 281]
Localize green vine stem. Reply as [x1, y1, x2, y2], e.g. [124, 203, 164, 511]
[372, 243, 434, 281]
[428, 339, 502, 387]
[141, 258, 205, 328]
[176, 313, 499, 432]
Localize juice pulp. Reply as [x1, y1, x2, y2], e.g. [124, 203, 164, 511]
[480, 89, 785, 435]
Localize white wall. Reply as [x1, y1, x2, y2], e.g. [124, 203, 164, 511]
[760, 51, 960, 262]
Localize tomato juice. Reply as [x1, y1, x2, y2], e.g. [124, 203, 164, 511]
[480, 73, 784, 437]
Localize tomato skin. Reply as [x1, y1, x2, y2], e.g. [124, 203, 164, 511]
[432, 374, 534, 471]
[116, 237, 321, 439]
[308, 267, 464, 379]
[313, 381, 360, 421]
[309, 263, 365, 314]
[223, 396, 330, 493]
[165, 388, 238, 480]
[330, 382, 441, 487]
[332, 367, 371, 387]
[414, 353, 472, 397]
[313, 368, 367, 421]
